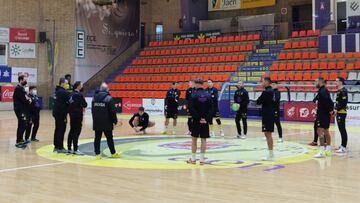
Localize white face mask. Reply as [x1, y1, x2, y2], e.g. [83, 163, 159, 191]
[32, 90, 37, 96]
[24, 86, 30, 94]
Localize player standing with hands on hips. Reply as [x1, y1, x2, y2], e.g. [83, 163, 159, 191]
[256, 77, 276, 161]
[234, 81, 249, 139]
[164, 82, 181, 135]
[92, 82, 121, 160]
[187, 79, 213, 165]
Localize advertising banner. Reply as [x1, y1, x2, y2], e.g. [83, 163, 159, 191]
[11, 67, 37, 84]
[284, 102, 317, 122]
[346, 103, 360, 126]
[75, 0, 140, 82]
[0, 66, 12, 83]
[208, 0, 240, 11]
[0, 27, 9, 43]
[240, 0, 275, 9]
[173, 30, 221, 40]
[142, 98, 164, 115]
[0, 85, 15, 102]
[315, 0, 331, 29]
[347, 0, 360, 31]
[9, 43, 36, 58]
[122, 98, 142, 114]
[9, 28, 36, 43]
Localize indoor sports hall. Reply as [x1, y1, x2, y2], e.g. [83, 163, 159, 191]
[0, 0, 359, 202]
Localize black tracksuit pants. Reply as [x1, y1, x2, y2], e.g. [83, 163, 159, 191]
[67, 115, 83, 151]
[235, 110, 247, 135]
[94, 130, 116, 155]
[25, 113, 39, 141]
[15, 109, 28, 143]
[336, 113, 348, 148]
[54, 115, 67, 150]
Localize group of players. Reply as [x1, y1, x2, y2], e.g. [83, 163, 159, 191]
[12, 72, 349, 162]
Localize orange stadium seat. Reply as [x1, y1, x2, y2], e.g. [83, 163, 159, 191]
[292, 31, 299, 38]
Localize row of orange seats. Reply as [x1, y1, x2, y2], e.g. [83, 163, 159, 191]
[270, 72, 348, 81]
[110, 91, 171, 99]
[109, 83, 221, 91]
[132, 55, 245, 65]
[140, 45, 253, 57]
[278, 52, 360, 60]
[284, 40, 318, 49]
[123, 65, 238, 74]
[270, 61, 360, 71]
[148, 34, 260, 47]
[291, 30, 320, 38]
[114, 74, 230, 83]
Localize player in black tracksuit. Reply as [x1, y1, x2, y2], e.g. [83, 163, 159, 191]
[256, 77, 275, 160]
[25, 86, 41, 142]
[13, 75, 32, 148]
[187, 79, 213, 165]
[92, 83, 120, 159]
[164, 82, 181, 135]
[206, 79, 224, 137]
[272, 82, 283, 142]
[67, 82, 87, 155]
[53, 78, 70, 153]
[234, 81, 249, 139]
[185, 81, 195, 134]
[129, 107, 155, 134]
[314, 77, 334, 158]
[334, 77, 348, 153]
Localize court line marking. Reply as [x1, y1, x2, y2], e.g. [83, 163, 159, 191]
[0, 162, 67, 173]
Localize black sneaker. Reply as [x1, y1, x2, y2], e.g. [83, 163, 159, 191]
[31, 138, 40, 142]
[15, 142, 27, 149]
[23, 140, 31, 145]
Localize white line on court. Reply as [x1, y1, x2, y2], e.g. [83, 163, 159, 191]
[0, 162, 66, 173]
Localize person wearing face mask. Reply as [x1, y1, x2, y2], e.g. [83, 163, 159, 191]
[67, 81, 87, 155]
[13, 75, 32, 148]
[25, 86, 41, 142]
[53, 78, 70, 153]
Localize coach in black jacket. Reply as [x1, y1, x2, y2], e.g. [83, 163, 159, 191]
[53, 78, 70, 153]
[67, 81, 87, 155]
[234, 81, 249, 139]
[92, 83, 120, 159]
[13, 75, 31, 148]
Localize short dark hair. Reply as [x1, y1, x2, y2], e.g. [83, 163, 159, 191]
[59, 78, 66, 85]
[207, 79, 213, 82]
[337, 77, 345, 84]
[195, 79, 203, 84]
[73, 81, 82, 90]
[139, 107, 145, 112]
[18, 75, 25, 82]
[317, 77, 326, 83]
[29, 86, 36, 90]
[263, 77, 272, 84]
[172, 82, 178, 85]
[65, 74, 71, 79]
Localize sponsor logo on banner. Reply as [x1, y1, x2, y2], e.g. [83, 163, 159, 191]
[240, 0, 275, 9]
[9, 43, 36, 58]
[346, 103, 360, 126]
[76, 30, 85, 58]
[173, 30, 221, 40]
[11, 67, 37, 83]
[9, 28, 36, 43]
[208, 0, 240, 11]
[0, 66, 12, 83]
[122, 98, 142, 114]
[0, 27, 9, 43]
[0, 86, 15, 102]
[284, 102, 317, 122]
[142, 98, 164, 115]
